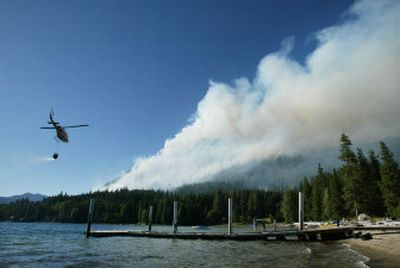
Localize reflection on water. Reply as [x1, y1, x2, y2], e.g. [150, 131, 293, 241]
[0, 222, 368, 267]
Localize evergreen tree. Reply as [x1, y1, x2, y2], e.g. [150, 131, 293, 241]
[247, 191, 258, 220]
[379, 142, 400, 217]
[206, 190, 225, 223]
[327, 169, 345, 220]
[139, 208, 148, 224]
[366, 150, 385, 216]
[311, 164, 325, 221]
[339, 133, 356, 163]
[322, 187, 330, 220]
[280, 188, 297, 223]
[338, 134, 358, 217]
[355, 148, 373, 214]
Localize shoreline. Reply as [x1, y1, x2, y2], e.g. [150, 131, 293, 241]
[344, 233, 400, 267]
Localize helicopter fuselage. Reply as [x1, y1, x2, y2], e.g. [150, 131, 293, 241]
[55, 126, 69, 143]
[49, 115, 69, 143]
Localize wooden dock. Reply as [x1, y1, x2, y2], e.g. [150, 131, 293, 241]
[87, 227, 360, 241]
[84, 197, 400, 242]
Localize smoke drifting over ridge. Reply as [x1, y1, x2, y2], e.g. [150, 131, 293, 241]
[105, 0, 400, 191]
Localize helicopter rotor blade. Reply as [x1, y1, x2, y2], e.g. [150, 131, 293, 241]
[62, 124, 89, 129]
[40, 127, 56, 129]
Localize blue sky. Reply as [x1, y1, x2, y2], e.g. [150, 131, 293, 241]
[0, 0, 355, 196]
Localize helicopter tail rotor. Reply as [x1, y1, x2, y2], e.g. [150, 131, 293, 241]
[48, 107, 59, 125]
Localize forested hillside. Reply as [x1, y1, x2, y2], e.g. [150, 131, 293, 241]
[1, 134, 399, 224]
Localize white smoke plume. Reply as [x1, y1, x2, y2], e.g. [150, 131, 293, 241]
[105, 0, 400, 190]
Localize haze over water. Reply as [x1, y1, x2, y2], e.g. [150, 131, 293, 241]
[0, 222, 369, 267]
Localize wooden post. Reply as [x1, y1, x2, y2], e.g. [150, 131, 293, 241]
[148, 205, 153, 232]
[172, 201, 178, 233]
[298, 192, 304, 231]
[228, 198, 232, 235]
[86, 198, 95, 237]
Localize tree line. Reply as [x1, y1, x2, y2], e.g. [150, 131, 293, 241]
[1, 134, 399, 225]
[0, 188, 282, 225]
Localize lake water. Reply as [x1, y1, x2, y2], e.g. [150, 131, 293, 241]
[0, 222, 369, 267]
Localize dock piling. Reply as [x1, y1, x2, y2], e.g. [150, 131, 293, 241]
[228, 198, 232, 235]
[298, 192, 304, 231]
[173, 201, 178, 233]
[86, 198, 95, 237]
[148, 205, 153, 232]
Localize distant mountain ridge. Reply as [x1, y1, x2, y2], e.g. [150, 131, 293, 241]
[0, 193, 47, 204]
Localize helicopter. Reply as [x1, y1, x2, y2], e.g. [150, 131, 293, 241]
[40, 109, 89, 159]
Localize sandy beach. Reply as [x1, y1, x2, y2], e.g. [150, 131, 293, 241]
[345, 233, 400, 267]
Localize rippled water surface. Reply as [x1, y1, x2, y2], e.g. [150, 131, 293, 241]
[0, 222, 368, 267]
